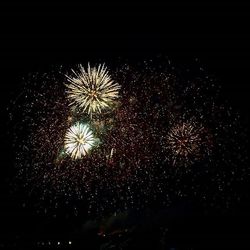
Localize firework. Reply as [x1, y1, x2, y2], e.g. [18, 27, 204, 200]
[65, 64, 120, 117]
[165, 119, 212, 166]
[64, 122, 96, 159]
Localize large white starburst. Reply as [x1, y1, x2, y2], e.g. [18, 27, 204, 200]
[64, 122, 96, 159]
[65, 63, 120, 117]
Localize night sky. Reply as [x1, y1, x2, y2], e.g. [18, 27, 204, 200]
[0, 1, 250, 249]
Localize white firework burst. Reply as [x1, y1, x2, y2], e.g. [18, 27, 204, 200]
[64, 122, 96, 159]
[65, 63, 120, 116]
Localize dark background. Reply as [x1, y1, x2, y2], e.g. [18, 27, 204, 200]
[0, 1, 249, 249]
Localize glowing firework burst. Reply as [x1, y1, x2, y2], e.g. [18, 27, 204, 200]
[65, 64, 120, 116]
[165, 119, 210, 166]
[64, 122, 96, 159]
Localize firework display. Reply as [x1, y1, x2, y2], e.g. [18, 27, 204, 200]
[64, 122, 96, 159]
[65, 64, 120, 117]
[9, 61, 248, 217]
[165, 119, 213, 166]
